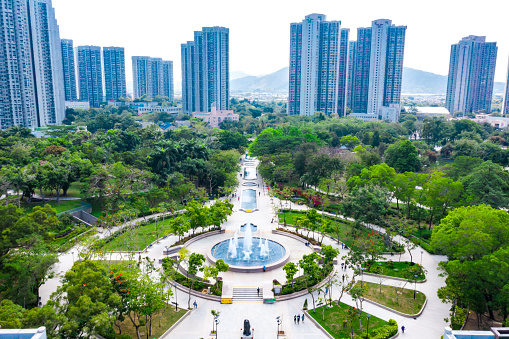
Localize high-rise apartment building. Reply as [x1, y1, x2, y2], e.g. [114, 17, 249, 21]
[446, 36, 498, 115]
[77, 46, 103, 108]
[288, 14, 349, 116]
[504, 57, 509, 116]
[0, 0, 65, 129]
[181, 26, 229, 114]
[347, 19, 406, 117]
[61, 39, 77, 101]
[132, 56, 173, 100]
[162, 61, 174, 102]
[103, 47, 126, 101]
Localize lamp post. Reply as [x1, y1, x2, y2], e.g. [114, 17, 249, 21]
[215, 318, 219, 339]
[276, 316, 282, 339]
[174, 283, 178, 311]
[420, 250, 424, 267]
[71, 251, 74, 264]
[366, 314, 371, 337]
[414, 275, 418, 300]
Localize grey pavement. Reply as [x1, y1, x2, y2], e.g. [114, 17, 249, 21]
[40, 158, 450, 338]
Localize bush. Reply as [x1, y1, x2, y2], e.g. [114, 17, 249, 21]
[303, 298, 308, 309]
[451, 308, 467, 330]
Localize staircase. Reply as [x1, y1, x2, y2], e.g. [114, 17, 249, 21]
[233, 287, 263, 302]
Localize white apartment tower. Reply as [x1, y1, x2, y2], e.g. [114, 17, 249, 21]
[0, 0, 64, 129]
[288, 14, 349, 116]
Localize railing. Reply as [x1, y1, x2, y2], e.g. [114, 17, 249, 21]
[57, 202, 91, 215]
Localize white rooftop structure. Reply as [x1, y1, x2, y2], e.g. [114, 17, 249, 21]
[405, 106, 451, 120]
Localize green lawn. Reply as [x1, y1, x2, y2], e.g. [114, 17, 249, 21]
[24, 200, 83, 214]
[278, 211, 403, 252]
[101, 217, 178, 251]
[114, 308, 187, 338]
[356, 281, 426, 315]
[310, 303, 397, 339]
[363, 261, 426, 281]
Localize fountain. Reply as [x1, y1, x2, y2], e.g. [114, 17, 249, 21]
[243, 222, 253, 260]
[227, 239, 237, 259]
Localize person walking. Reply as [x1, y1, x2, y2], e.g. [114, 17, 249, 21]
[297, 316, 300, 324]
[294, 315, 296, 324]
[257, 287, 260, 296]
[193, 300, 197, 309]
[342, 274, 345, 282]
[302, 314, 305, 323]
[341, 263, 344, 270]
[401, 325, 405, 333]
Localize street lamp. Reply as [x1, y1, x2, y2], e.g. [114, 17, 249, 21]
[174, 283, 178, 311]
[215, 317, 219, 339]
[71, 251, 74, 264]
[413, 275, 418, 300]
[276, 316, 282, 339]
[420, 250, 424, 267]
[366, 314, 371, 337]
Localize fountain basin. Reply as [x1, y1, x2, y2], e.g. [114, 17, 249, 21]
[208, 238, 289, 272]
[241, 189, 258, 211]
[240, 223, 257, 232]
[243, 167, 257, 180]
[242, 182, 257, 187]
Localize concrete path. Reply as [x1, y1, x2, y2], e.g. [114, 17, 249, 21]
[40, 158, 450, 338]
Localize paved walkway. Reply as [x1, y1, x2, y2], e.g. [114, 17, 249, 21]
[39, 158, 450, 339]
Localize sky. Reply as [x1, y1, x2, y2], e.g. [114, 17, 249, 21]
[52, 0, 508, 88]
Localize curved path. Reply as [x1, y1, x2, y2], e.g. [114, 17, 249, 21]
[40, 158, 450, 339]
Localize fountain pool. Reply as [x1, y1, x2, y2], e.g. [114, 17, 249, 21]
[211, 237, 286, 267]
[243, 167, 257, 180]
[242, 182, 257, 187]
[241, 189, 257, 211]
[240, 223, 257, 232]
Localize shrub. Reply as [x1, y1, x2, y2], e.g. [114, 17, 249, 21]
[451, 308, 467, 330]
[303, 298, 308, 309]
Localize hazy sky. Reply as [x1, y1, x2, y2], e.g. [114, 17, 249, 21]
[53, 0, 508, 86]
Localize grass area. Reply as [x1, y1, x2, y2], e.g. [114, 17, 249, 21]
[24, 200, 83, 214]
[310, 303, 397, 339]
[39, 181, 85, 198]
[278, 211, 403, 252]
[356, 281, 426, 315]
[100, 217, 176, 251]
[114, 308, 187, 338]
[363, 261, 426, 281]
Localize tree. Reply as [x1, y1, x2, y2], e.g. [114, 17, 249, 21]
[209, 200, 234, 230]
[186, 200, 210, 235]
[167, 215, 191, 242]
[214, 130, 248, 150]
[462, 161, 509, 209]
[211, 310, 220, 333]
[283, 262, 298, 287]
[0, 299, 24, 328]
[299, 252, 322, 312]
[341, 184, 390, 228]
[384, 140, 421, 173]
[340, 135, 361, 150]
[186, 253, 206, 309]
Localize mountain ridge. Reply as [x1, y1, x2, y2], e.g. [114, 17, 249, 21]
[230, 67, 506, 95]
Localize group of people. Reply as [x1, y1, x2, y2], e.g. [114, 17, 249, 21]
[294, 314, 305, 324]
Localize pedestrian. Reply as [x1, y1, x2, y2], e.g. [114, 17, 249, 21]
[294, 315, 296, 324]
[263, 266, 266, 272]
[341, 263, 344, 270]
[259, 191, 261, 196]
[297, 316, 300, 324]
[341, 243, 344, 249]
[302, 314, 305, 323]
[401, 325, 405, 333]
[342, 274, 345, 282]
[318, 290, 320, 296]
[271, 218, 274, 223]
[257, 287, 260, 296]
[193, 300, 197, 309]
[325, 287, 328, 295]
[238, 197, 240, 201]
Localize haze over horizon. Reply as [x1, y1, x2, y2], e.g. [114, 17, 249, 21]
[53, 0, 508, 88]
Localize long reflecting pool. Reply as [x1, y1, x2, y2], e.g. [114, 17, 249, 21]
[243, 182, 257, 187]
[211, 238, 286, 267]
[244, 167, 256, 180]
[241, 189, 257, 210]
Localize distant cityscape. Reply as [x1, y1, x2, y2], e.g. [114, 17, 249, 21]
[1, 0, 508, 130]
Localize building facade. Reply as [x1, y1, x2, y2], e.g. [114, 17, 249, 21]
[446, 35, 498, 115]
[0, 0, 65, 129]
[181, 26, 230, 114]
[347, 19, 406, 115]
[288, 14, 349, 117]
[61, 39, 77, 101]
[77, 46, 103, 108]
[192, 104, 239, 128]
[103, 47, 126, 101]
[132, 56, 173, 100]
[503, 56, 509, 116]
[162, 61, 174, 102]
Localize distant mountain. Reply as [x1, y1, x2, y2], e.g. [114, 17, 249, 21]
[231, 67, 289, 93]
[231, 71, 252, 80]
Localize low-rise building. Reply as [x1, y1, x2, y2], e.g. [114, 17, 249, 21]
[473, 114, 509, 129]
[65, 101, 90, 110]
[137, 106, 182, 115]
[349, 104, 401, 123]
[192, 104, 239, 128]
[443, 326, 509, 339]
[0, 327, 47, 339]
[404, 106, 451, 120]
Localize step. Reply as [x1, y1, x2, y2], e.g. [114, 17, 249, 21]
[233, 287, 263, 301]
